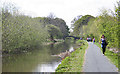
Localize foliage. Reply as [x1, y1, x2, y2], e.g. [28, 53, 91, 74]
[116, 1, 120, 49]
[71, 15, 95, 36]
[35, 17, 69, 39]
[71, 15, 82, 26]
[0, 10, 1, 46]
[72, 2, 119, 49]
[86, 11, 118, 48]
[2, 4, 49, 53]
[2, 3, 69, 53]
[46, 24, 62, 40]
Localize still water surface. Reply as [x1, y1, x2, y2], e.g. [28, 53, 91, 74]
[2, 41, 75, 72]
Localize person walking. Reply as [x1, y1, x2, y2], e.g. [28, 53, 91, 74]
[99, 35, 107, 55]
[93, 37, 95, 43]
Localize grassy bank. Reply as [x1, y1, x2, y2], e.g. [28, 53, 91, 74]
[95, 43, 118, 68]
[55, 40, 88, 72]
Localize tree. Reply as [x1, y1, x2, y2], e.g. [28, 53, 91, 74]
[2, 3, 48, 52]
[46, 24, 62, 41]
[47, 12, 56, 19]
[72, 7, 119, 49]
[71, 15, 82, 24]
[72, 15, 95, 36]
[116, 1, 120, 49]
[35, 17, 69, 39]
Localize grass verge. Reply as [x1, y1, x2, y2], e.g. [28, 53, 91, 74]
[55, 40, 88, 72]
[95, 42, 118, 68]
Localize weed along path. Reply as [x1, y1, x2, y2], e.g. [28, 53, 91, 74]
[83, 42, 118, 72]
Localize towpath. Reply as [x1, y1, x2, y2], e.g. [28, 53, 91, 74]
[83, 42, 118, 72]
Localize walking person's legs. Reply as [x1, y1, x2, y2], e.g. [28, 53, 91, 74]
[102, 47, 106, 55]
[102, 47, 104, 54]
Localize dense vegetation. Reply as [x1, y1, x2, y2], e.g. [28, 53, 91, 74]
[35, 16, 69, 40]
[2, 10, 48, 53]
[71, 2, 120, 50]
[0, 10, 1, 47]
[71, 15, 95, 36]
[2, 4, 69, 53]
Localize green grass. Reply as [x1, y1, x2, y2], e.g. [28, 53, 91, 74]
[95, 42, 118, 68]
[55, 40, 88, 72]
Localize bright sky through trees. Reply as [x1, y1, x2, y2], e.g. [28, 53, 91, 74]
[1, 0, 118, 28]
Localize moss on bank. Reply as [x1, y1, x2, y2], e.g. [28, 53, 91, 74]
[55, 40, 88, 72]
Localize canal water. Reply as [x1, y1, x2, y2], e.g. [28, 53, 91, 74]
[2, 40, 76, 72]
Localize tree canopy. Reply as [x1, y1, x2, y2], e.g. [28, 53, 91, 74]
[2, 4, 69, 53]
[71, 2, 120, 49]
[35, 16, 69, 39]
[71, 15, 95, 36]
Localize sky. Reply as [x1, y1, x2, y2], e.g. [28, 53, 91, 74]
[1, 0, 118, 28]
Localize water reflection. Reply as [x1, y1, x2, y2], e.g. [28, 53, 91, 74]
[69, 46, 74, 52]
[2, 40, 74, 72]
[33, 62, 61, 72]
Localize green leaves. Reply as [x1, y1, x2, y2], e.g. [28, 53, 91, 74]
[72, 15, 95, 36]
[2, 11, 49, 52]
[46, 24, 62, 40]
[72, 5, 119, 49]
[35, 17, 69, 38]
[2, 4, 69, 53]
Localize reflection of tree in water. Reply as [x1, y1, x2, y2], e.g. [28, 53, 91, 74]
[48, 41, 71, 55]
[2, 46, 58, 72]
[2, 40, 73, 72]
[49, 43, 54, 50]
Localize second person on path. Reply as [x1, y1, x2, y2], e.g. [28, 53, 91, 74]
[93, 37, 95, 43]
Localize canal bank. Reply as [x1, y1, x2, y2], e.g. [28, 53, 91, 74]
[55, 40, 88, 72]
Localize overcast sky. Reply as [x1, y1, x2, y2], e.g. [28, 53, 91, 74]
[1, 0, 118, 28]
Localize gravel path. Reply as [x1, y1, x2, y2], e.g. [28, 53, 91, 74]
[83, 42, 118, 72]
